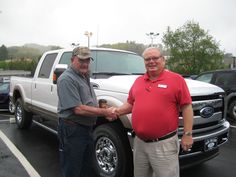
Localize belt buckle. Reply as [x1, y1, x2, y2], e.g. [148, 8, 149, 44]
[149, 138, 158, 142]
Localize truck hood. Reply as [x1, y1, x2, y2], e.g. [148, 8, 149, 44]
[93, 75, 224, 96]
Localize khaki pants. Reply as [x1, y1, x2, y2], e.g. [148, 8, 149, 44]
[133, 135, 179, 177]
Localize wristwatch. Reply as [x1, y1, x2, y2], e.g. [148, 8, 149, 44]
[184, 131, 192, 136]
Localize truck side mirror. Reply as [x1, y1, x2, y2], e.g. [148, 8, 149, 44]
[53, 64, 68, 84]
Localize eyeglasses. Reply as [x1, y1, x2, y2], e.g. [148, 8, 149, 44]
[144, 56, 162, 62]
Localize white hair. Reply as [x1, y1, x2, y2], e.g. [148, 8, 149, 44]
[142, 47, 163, 57]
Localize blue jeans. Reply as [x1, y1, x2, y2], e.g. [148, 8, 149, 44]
[58, 119, 94, 177]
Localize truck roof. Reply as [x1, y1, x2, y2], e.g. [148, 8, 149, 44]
[44, 47, 137, 55]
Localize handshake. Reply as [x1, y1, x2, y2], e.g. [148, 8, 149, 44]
[104, 107, 120, 121]
[99, 99, 120, 121]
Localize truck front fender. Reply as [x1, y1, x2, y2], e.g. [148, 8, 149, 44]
[97, 95, 132, 129]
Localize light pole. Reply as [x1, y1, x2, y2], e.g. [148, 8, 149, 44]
[146, 32, 159, 47]
[233, 56, 236, 68]
[84, 31, 93, 48]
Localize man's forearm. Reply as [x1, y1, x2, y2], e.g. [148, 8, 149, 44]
[74, 105, 109, 117]
[116, 102, 133, 116]
[182, 104, 193, 133]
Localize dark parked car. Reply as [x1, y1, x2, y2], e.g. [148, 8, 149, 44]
[195, 69, 236, 121]
[0, 77, 15, 113]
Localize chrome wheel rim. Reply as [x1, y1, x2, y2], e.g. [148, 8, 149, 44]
[16, 104, 23, 123]
[95, 137, 118, 173]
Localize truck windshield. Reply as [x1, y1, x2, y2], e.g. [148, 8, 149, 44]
[59, 50, 146, 76]
[94, 50, 145, 75]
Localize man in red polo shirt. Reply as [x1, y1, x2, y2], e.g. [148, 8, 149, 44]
[114, 47, 193, 177]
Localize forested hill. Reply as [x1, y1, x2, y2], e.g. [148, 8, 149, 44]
[0, 41, 150, 61]
[8, 43, 62, 60]
[0, 43, 62, 61]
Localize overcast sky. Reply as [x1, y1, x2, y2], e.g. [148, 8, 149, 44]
[0, 0, 236, 55]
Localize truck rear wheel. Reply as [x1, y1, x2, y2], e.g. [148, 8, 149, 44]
[15, 98, 32, 129]
[93, 123, 133, 177]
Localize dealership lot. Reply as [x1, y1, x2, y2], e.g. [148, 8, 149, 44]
[0, 111, 235, 177]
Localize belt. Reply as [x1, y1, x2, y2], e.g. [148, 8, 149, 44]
[141, 131, 177, 143]
[59, 118, 78, 126]
[59, 118, 93, 129]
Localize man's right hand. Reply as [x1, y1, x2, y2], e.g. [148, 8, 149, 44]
[104, 107, 118, 121]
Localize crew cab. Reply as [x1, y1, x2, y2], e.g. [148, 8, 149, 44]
[10, 47, 230, 177]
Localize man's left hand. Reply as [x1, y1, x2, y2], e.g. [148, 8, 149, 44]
[181, 135, 193, 151]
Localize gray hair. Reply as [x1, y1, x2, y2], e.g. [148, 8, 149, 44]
[142, 47, 163, 57]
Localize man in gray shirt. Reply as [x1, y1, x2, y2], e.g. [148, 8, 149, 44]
[57, 46, 116, 177]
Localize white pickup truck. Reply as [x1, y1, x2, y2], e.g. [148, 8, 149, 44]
[10, 47, 230, 177]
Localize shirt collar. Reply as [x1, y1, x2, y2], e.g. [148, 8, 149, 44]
[144, 69, 166, 82]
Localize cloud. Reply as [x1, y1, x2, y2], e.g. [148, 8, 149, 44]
[0, 0, 235, 55]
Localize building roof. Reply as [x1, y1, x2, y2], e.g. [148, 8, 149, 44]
[0, 70, 31, 76]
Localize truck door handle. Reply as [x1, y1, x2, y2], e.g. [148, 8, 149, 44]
[92, 83, 99, 89]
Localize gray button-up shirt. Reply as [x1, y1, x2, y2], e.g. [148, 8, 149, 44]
[57, 66, 98, 126]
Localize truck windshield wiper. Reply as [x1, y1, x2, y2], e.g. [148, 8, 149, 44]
[92, 72, 131, 76]
[131, 72, 145, 75]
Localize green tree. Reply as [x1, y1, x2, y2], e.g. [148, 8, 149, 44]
[0, 45, 8, 60]
[162, 21, 224, 75]
[100, 41, 146, 55]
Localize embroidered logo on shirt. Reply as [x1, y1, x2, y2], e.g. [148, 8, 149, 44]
[157, 84, 167, 88]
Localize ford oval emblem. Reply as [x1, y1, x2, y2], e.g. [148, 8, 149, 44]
[200, 106, 214, 118]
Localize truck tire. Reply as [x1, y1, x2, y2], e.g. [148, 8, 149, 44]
[93, 123, 133, 177]
[229, 100, 236, 121]
[15, 98, 32, 129]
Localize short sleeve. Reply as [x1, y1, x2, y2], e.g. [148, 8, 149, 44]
[127, 84, 135, 105]
[178, 77, 192, 107]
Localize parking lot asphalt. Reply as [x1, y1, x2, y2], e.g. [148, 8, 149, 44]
[0, 110, 236, 177]
[0, 136, 30, 177]
[0, 111, 39, 177]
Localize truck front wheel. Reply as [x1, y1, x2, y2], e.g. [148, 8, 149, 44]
[15, 98, 32, 129]
[93, 123, 133, 177]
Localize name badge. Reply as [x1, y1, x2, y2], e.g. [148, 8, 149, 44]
[157, 84, 167, 88]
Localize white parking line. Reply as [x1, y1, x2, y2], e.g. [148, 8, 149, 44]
[0, 130, 41, 177]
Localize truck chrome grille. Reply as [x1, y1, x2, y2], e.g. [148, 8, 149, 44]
[179, 93, 225, 133]
[191, 94, 224, 101]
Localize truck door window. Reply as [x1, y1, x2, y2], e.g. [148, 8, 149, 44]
[215, 72, 236, 86]
[38, 53, 58, 78]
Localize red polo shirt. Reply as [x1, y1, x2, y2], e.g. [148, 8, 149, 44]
[127, 70, 192, 140]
